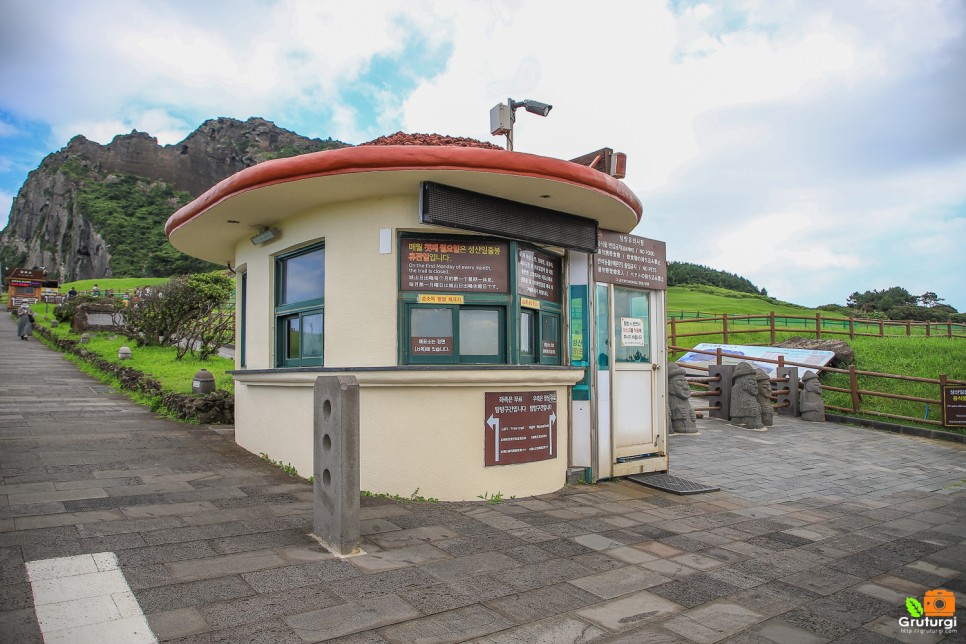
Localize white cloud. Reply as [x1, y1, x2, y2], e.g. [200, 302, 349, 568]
[1, 0, 964, 309]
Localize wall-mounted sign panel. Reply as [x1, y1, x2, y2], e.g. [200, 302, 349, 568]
[594, 230, 667, 290]
[417, 294, 464, 304]
[517, 248, 560, 302]
[411, 336, 454, 355]
[942, 385, 966, 427]
[401, 238, 509, 293]
[484, 391, 557, 466]
[421, 182, 599, 252]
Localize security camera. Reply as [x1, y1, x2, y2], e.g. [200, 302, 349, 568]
[523, 100, 552, 117]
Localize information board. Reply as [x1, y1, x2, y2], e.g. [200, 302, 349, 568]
[942, 385, 966, 427]
[517, 248, 560, 302]
[594, 230, 667, 290]
[677, 343, 836, 379]
[484, 391, 557, 466]
[401, 239, 508, 292]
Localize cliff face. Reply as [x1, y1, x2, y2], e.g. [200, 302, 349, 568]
[0, 117, 346, 281]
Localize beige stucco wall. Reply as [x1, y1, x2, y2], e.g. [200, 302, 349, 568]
[234, 370, 582, 501]
[235, 194, 418, 370]
[230, 193, 582, 501]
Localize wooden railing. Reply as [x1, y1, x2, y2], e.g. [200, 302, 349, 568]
[669, 311, 966, 347]
[670, 345, 966, 429]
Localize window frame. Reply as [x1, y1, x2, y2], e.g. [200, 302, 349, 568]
[398, 234, 563, 366]
[274, 242, 325, 368]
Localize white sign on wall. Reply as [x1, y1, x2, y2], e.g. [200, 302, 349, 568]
[620, 317, 646, 347]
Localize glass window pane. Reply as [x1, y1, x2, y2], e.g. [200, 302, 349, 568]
[286, 317, 300, 360]
[301, 312, 324, 358]
[520, 310, 534, 357]
[541, 315, 559, 361]
[281, 247, 325, 305]
[411, 308, 453, 356]
[596, 285, 610, 368]
[460, 309, 500, 356]
[613, 287, 649, 363]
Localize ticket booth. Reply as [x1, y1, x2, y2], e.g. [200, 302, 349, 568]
[568, 232, 669, 481]
[165, 140, 667, 499]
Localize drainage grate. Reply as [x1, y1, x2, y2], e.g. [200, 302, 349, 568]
[625, 473, 719, 495]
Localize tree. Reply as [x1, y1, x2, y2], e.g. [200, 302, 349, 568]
[919, 292, 944, 308]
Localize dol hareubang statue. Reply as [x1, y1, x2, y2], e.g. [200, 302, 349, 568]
[799, 370, 826, 422]
[755, 367, 774, 427]
[730, 362, 764, 429]
[667, 363, 697, 433]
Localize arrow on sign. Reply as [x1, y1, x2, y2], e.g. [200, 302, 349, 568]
[486, 414, 501, 462]
[548, 411, 556, 455]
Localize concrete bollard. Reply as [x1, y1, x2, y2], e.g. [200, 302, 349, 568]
[775, 367, 799, 416]
[312, 375, 361, 556]
[707, 364, 733, 420]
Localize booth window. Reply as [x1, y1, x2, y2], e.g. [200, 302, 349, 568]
[240, 271, 247, 368]
[275, 243, 325, 367]
[399, 234, 560, 365]
[407, 305, 506, 364]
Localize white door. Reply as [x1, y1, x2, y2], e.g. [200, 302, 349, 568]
[611, 286, 657, 459]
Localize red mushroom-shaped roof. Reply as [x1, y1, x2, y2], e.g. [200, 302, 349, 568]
[165, 143, 643, 264]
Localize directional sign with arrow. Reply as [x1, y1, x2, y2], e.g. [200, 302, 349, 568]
[484, 391, 558, 467]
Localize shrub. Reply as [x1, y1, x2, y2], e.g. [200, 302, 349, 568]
[119, 272, 234, 359]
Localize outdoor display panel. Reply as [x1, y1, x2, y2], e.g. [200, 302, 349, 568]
[484, 391, 558, 466]
[593, 230, 667, 290]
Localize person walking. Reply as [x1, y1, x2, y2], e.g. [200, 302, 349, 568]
[17, 303, 34, 341]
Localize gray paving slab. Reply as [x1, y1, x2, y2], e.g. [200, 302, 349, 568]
[1, 313, 965, 642]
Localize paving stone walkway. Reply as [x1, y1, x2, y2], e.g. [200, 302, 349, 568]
[1, 313, 964, 643]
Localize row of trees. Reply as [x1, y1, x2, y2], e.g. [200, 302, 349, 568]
[667, 261, 765, 295]
[844, 286, 961, 321]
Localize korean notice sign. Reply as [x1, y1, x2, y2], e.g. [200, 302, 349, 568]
[484, 391, 558, 466]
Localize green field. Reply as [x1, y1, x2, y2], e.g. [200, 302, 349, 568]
[667, 286, 966, 433]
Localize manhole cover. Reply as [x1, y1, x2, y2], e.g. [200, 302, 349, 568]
[625, 473, 719, 495]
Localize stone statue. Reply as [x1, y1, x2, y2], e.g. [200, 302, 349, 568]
[799, 371, 825, 422]
[667, 363, 697, 433]
[730, 362, 764, 429]
[755, 368, 774, 427]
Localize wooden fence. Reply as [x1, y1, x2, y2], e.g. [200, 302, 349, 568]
[671, 345, 966, 429]
[669, 311, 966, 347]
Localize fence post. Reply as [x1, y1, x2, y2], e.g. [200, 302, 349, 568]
[815, 312, 822, 339]
[722, 313, 729, 344]
[879, 320, 884, 337]
[848, 316, 855, 340]
[905, 320, 911, 336]
[949, 323, 953, 338]
[926, 322, 931, 337]
[769, 311, 776, 344]
[716, 347, 723, 366]
[849, 364, 862, 413]
[670, 318, 677, 348]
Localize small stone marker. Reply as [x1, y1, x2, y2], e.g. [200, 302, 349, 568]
[118, 346, 132, 360]
[192, 369, 215, 394]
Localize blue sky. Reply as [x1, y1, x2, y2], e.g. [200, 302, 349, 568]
[1, 0, 964, 310]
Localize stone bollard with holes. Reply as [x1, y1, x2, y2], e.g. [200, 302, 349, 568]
[313, 375, 361, 556]
[707, 364, 733, 420]
[775, 367, 799, 416]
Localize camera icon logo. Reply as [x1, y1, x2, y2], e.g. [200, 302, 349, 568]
[924, 589, 956, 617]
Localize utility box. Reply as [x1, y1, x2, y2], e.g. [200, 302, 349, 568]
[490, 103, 512, 135]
